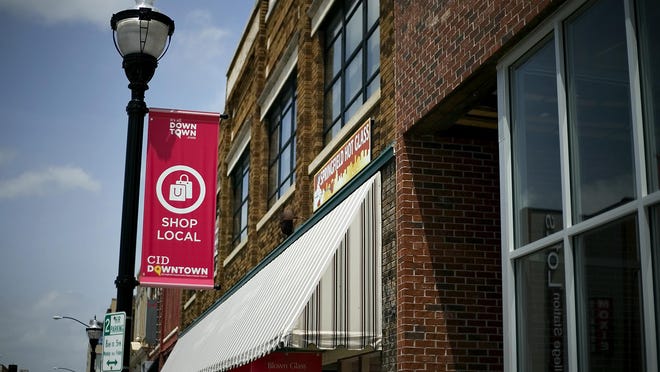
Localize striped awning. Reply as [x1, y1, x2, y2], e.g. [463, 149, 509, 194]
[161, 174, 381, 372]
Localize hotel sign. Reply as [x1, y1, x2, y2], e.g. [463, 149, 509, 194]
[313, 118, 371, 211]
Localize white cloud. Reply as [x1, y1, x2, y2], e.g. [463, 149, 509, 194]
[0, 166, 101, 199]
[160, 8, 233, 111]
[176, 10, 230, 65]
[0, 0, 134, 29]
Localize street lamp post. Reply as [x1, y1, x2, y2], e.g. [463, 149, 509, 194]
[52, 316, 102, 372]
[110, 1, 174, 372]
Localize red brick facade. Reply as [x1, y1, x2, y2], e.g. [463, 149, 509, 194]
[396, 132, 501, 371]
[394, 1, 568, 370]
[394, 0, 565, 132]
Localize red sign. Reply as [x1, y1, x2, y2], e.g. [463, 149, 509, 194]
[230, 352, 321, 372]
[313, 118, 371, 211]
[140, 108, 220, 288]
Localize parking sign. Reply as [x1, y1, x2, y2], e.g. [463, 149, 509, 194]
[102, 312, 126, 371]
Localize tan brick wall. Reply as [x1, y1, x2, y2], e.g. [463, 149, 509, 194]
[180, 1, 398, 366]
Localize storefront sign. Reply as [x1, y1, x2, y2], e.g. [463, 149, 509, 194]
[313, 118, 371, 211]
[140, 108, 220, 289]
[230, 352, 321, 372]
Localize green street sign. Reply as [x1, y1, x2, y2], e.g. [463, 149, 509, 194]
[101, 312, 125, 372]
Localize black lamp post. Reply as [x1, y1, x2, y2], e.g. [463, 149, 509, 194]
[52, 315, 103, 372]
[86, 318, 103, 372]
[110, 1, 174, 371]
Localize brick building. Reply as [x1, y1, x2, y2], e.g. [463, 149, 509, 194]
[159, 0, 660, 371]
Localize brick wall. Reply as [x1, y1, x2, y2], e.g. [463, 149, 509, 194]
[394, 0, 565, 133]
[396, 131, 502, 371]
[381, 159, 397, 371]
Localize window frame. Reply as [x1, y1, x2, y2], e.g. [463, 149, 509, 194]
[497, 0, 658, 370]
[322, 0, 380, 144]
[266, 74, 297, 208]
[231, 149, 250, 248]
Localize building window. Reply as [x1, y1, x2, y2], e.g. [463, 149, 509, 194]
[231, 150, 249, 247]
[499, 0, 659, 370]
[267, 75, 297, 208]
[323, 0, 379, 144]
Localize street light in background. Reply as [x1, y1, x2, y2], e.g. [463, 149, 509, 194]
[52, 315, 103, 372]
[110, 1, 174, 371]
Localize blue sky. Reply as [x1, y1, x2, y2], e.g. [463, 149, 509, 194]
[0, 1, 253, 370]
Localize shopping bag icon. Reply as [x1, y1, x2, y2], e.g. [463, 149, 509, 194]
[169, 174, 193, 201]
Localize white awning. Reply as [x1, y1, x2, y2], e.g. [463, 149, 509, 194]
[162, 174, 381, 372]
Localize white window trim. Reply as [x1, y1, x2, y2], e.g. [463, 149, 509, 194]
[266, 0, 278, 21]
[224, 239, 248, 267]
[227, 14, 260, 98]
[259, 37, 298, 120]
[497, 0, 658, 371]
[257, 184, 296, 232]
[308, 0, 336, 36]
[226, 121, 251, 176]
[183, 294, 197, 310]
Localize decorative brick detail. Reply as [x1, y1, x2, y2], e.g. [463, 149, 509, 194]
[396, 132, 502, 371]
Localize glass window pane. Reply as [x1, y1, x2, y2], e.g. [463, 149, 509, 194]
[345, 51, 363, 103]
[241, 171, 249, 200]
[511, 38, 562, 246]
[269, 162, 278, 199]
[367, 77, 379, 98]
[651, 204, 660, 360]
[327, 12, 342, 40]
[281, 108, 292, 143]
[516, 244, 567, 371]
[566, 0, 635, 221]
[367, 0, 379, 28]
[326, 36, 342, 82]
[325, 120, 341, 144]
[345, 97, 360, 124]
[367, 27, 380, 79]
[346, 3, 363, 56]
[240, 203, 248, 239]
[280, 144, 291, 187]
[575, 215, 643, 371]
[325, 80, 341, 125]
[637, 0, 660, 191]
[269, 124, 280, 164]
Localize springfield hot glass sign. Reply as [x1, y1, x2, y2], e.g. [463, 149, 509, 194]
[313, 118, 371, 211]
[140, 108, 220, 288]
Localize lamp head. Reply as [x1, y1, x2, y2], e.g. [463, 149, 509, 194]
[111, 0, 174, 60]
[85, 316, 103, 343]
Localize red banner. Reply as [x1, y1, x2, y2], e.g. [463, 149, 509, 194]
[140, 108, 219, 288]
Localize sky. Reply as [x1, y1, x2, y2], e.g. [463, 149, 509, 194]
[0, 1, 254, 371]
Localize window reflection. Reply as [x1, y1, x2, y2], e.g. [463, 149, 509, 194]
[575, 215, 643, 371]
[638, 0, 660, 191]
[516, 245, 567, 371]
[565, 0, 635, 221]
[511, 38, 562, 246]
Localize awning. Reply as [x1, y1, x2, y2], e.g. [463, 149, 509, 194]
[162, 174, 381, 372]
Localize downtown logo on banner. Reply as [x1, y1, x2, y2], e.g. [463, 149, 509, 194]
[140, 108, 220, 289]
